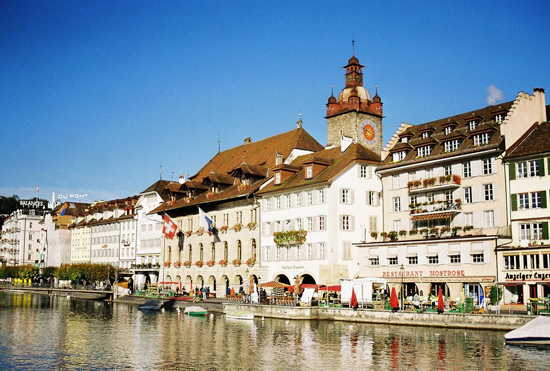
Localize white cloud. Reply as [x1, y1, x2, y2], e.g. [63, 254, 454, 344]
[486, 85, 504, 105]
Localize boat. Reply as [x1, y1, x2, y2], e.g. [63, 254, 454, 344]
[505, 316, 550, 345]
[138, 300, 163, 311]
[226, 310, 254, 320]
[184, 305, 207, 316]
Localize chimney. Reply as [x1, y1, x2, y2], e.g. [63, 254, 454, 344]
[178, 174, 186, 184]
[275, 153, 283, 165]
[244, 137, 252, 144]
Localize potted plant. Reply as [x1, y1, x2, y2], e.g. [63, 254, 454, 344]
[220, 225, 229, 233]
[195, 260, 204, 268]
[410, 229, 419, 236]
[370, 231, 378, 239]
[232, 258, 241, 267]
[219, 259, 228, 267]
[452, 174, 461, 185]
[440, 226, 451, 234]
[399, 230, 408, 237]
[164, 261, 171, 268]
[246, 257, 256, 267]
[173, 261, 182, 268]
[388, 231, 398, 241]
[183, 260, 192, 268]
[463, 225, 474, 233]
[452, 226, 462, 236]
[207, 260, 215, 267]
[185, 230, 192, 237]
[429, 227, 440, 236]
[196, 228, 205, 236]
[247, 222, 257, 230]
[380, 231, 388, 240]
[233, 223, 242, 232]
[420, 228, 429, 237]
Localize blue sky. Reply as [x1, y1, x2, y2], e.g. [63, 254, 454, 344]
[1, 1, 549, 203]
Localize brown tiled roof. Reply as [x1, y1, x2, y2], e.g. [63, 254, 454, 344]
[229, 163, 268, 178]
[203, 172, 234, 185]
[380, 101, 514, 170]
[152, 127, 324, 214]
[505, 121, 550, 159]
[141, 180, 172, 201]
[258, 143, 381, 195]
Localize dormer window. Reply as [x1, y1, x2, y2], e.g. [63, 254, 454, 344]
[417, 145, 432, 157]
[444, 126, 453, 135]
[469, 120, 478, 131]
[274, 172, 281, 185]
[444, 139, 461, 152]
[421, 132, 430, 139]
[473, 133, 490, 146]
[494, 114, 504, 123]
[392, 151, 407, 162]
[401, 137, 408, 143]
[306, 165, 313, 179]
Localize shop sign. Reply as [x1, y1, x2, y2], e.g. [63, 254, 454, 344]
[382, 269, 466, 278]
[19, 200, 47, 209]
[282, 265, 304, 270]
[505, 272, 550, 281]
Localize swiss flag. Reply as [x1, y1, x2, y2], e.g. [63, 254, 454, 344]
[162, 214, 178, 239]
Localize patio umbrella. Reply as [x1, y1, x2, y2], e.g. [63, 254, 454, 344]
[390, 287, 399, 311]
[258, 281, 290, 288]
[438, 287, 445, 314]
[351, 288, 358, 310]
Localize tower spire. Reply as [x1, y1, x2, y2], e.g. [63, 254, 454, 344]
[352, 39, 355, 56]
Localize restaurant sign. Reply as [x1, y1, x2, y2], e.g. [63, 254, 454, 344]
[505, 272, 550, 281]
[382, 269, 466, 278]
[19, 199, 47, 209]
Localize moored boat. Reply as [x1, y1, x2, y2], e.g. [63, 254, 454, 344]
[138, 300, 163, 311]
[505, 316, 550, 345]
[226, 310, 254, 320]
[184, 305, 207, 316]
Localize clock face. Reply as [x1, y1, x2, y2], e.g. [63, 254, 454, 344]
[347, 74, 353, 83]
[361, 120, 378, 145]
[355, 74, 362, 83]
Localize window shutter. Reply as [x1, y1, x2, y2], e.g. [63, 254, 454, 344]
[511, 194, 518, 211]
[509, 162, 516, 180]
[542, 190, 548, 209]
[350, 189, 355, 204]
[350, 216, 355, 232]
[542, 222, 549, 240]
[540, 158, 546, 176]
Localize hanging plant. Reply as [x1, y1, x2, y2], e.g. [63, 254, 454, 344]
[164, 261, 171, 268]
[247, 222, 257, 230]
[173, 261, 182, 268]
[206, 260, 215, 267]
[233, 223, 242, 232]
[246, 257, 256, 267]
[273, 230, 307, 245]
[219, 259, 228, 267]
[220, 226, 228, 234]
[232, 258, 241, 267]
[195, 260, 204, 267]
[183, 260, 192, 268]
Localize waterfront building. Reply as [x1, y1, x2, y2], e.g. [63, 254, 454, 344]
[357, 88, 547, 307]
[0, 200, 49, 266]
[69, 196, 139, 269]
[132, 180, 171, 290]
[39, 202, 90, 267]
[499, 118, 550, 304]
[152, 126, 324, 296]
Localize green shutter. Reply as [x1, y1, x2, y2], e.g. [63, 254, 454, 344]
[542, 190, 548, 209]
[511, 194, 518, 211]
[543, 222, 549, 240]
[540, 158, 546, 176]
[509, 162, 516, 180]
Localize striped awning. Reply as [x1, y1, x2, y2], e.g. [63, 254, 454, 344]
[412, 212, 456, 222]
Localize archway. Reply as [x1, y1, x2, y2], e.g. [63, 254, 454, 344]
[221, 275, 229, 296]
[300, 274, 316, 285]
[275, 274, 291, 285]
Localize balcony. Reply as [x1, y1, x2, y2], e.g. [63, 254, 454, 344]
[410, 201, 461, 222]
[408, 175, 461, 194]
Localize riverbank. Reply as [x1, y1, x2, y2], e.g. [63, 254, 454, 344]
[0, 287, 534, 331]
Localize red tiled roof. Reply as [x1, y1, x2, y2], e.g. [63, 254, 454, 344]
[505, 121, 550, 159]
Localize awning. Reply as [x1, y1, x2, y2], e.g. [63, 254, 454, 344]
[258, 281, 290, 288]
[412, 212, 456, 222]
[498, 282, 524, 286]
[322, 285, 341, 291]
[537, 281, 550, 286]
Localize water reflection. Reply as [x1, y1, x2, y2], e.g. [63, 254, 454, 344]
[1, 291, 549, 370]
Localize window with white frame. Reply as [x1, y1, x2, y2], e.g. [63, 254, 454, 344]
[360, 165, 369, 178]
[543, 253, 550, 269]
[421, 132, 430, 139]
[368, 191, 377, 206]
[463, 161, 471, 178]
[444, 126, 453, 135]
[388, 257, 398, 265]
[504, 255, 520, 270]
[444, 139, 460, 152]
[517, 162, 528, 178]
[393, 197, 401, 212]
[469, 120, 477, 131]
[472, 253, 484, 263]
[464, 212, 473, 226]
[494, 114, 504, 123]
[370, 257, 379, 266]
[275, 197, 281, 210]
[319, 243, 326, 260]
[286, 195, 291, 208]
[295, 193, 301, 207]
[275, 172, 281, 184]
[307, 244, 313, 260]
[296, 245, 302, 260]
[318, 189, 325, 203]
[464, 187, 472, 204]
[444, 165, 452, 176]
[393, 220, 401, 231]
[307, 192, 313, 205]
[410, 195, 417, 208]
[484, 210, 495, 227]
[265, 199, 271, 211]
[484, 184, 494, 201]
[393, 151, 407, 162]
[342, 215, 351, 230]
[342, 242, 352, 260]
[524, 254, 540, 269]
[318, 215, 326, 231]
[450, 254, 461, 264]
[519, 193, 529, 209]
[306, 165, 313, 179]
[295, 218, 302, 230]
[520, 223, 543, 240]
[369, 216, 377, 232]
[307, 217, 313, 231]
[392, 175, 400, 189]
[483, 158, 493, 175]
[426, 168, 433, 178]
[531, 192, 542, 209]
[341, 189, 350, 203]
[427, 192, 434, 203]
[473, 133, 490, 146]
[530, 160, 540, 177]
[408, 256, 418, 265]
[418, 145, 432, 157]
[444, 189, 453, 201]
[428, 255, 439, 264]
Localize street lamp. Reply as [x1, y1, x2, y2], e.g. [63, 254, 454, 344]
[400, 264, 405, 311]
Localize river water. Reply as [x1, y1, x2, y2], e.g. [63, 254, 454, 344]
[0, 291, 548, 370]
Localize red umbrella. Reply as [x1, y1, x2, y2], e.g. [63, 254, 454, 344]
[350, 288, 358, 309]
[390, 287, 399, 311]
[438, 287, 445, 313]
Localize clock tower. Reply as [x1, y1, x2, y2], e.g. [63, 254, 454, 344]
[326, 52, 383, 155]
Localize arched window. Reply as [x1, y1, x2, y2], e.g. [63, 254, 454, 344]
[237, 240, 242, 260]
[211, 243, 216, 261]
[168, 246, 172, 262]
[188, 244, 192, 261]
[224, 242, 228, 260]
[199, 243, 204, 261]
